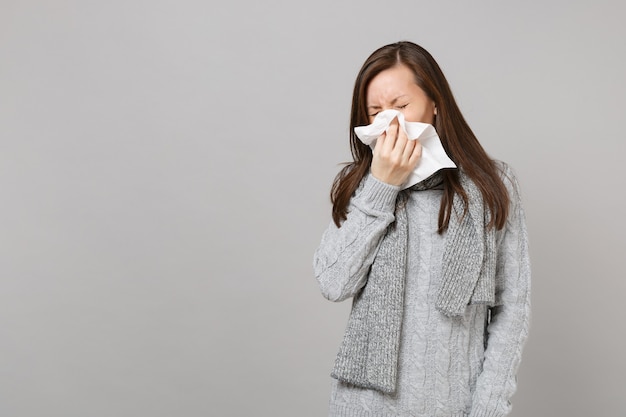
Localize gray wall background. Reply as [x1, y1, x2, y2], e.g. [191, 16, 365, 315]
[1, 0, 625, 416]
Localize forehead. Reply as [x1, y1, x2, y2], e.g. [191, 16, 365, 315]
[366, 64, 420, 104]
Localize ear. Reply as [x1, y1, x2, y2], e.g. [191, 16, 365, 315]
[434, 106, 438, 115]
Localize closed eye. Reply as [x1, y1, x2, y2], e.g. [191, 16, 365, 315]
[368, 104, 407, 117]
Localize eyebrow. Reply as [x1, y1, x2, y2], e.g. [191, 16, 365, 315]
[367, 95, 409, 110]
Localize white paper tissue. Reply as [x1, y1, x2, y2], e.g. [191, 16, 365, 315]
[354, 109, 457, 189]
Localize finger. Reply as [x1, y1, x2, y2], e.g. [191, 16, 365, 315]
[401, 137, 417, 161]
[383, 118, 400, 152]
[373, 131, 386, 156]
[408, 140, 423, 167]
[393, 120, 409, 152]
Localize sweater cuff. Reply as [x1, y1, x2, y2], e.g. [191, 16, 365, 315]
[357, 174, 401, 213]
[468, 403, 507, 417]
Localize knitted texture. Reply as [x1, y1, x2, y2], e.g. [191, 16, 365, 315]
[331, 171, 496, 394]
[437, 173, 496, 314]
[313, 164, 530, 417]
[330, 192, 408, 393]
[313, 162, 531, 416]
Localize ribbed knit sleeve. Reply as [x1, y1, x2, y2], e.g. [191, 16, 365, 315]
[468, 164, 531, 417]
[313, 174, 400, 302]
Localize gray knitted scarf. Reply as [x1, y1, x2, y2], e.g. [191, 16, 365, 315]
[331, 170, 496, 394]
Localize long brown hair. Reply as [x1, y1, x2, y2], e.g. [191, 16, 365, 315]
[331, 41, 509, 232]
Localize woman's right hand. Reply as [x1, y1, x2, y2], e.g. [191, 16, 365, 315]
[370, 117, 422, 186]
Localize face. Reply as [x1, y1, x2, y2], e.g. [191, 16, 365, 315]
[366, 64, 436, 124]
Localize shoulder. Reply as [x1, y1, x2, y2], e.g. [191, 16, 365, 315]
[494, 160, 516, 183]
[493, 160, 526, 229]
[494, 160, 522, 200]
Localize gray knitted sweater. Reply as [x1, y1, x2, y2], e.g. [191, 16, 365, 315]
[313, 163, 531, 417]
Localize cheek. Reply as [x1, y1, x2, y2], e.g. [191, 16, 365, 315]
[422, 110, 435, 125]
[404, 106, 434, 124]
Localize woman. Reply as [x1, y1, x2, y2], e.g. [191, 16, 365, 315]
[313, 41, 530, 417]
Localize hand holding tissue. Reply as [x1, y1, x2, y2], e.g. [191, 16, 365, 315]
[354, 109, 457, 189]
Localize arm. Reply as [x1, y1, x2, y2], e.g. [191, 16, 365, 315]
[313, 174, 400, 302]
[315, 118, 420, 301]
[469, 165, 532, 417]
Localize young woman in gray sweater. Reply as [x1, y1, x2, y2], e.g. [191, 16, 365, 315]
[313, 41, 531, 417]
